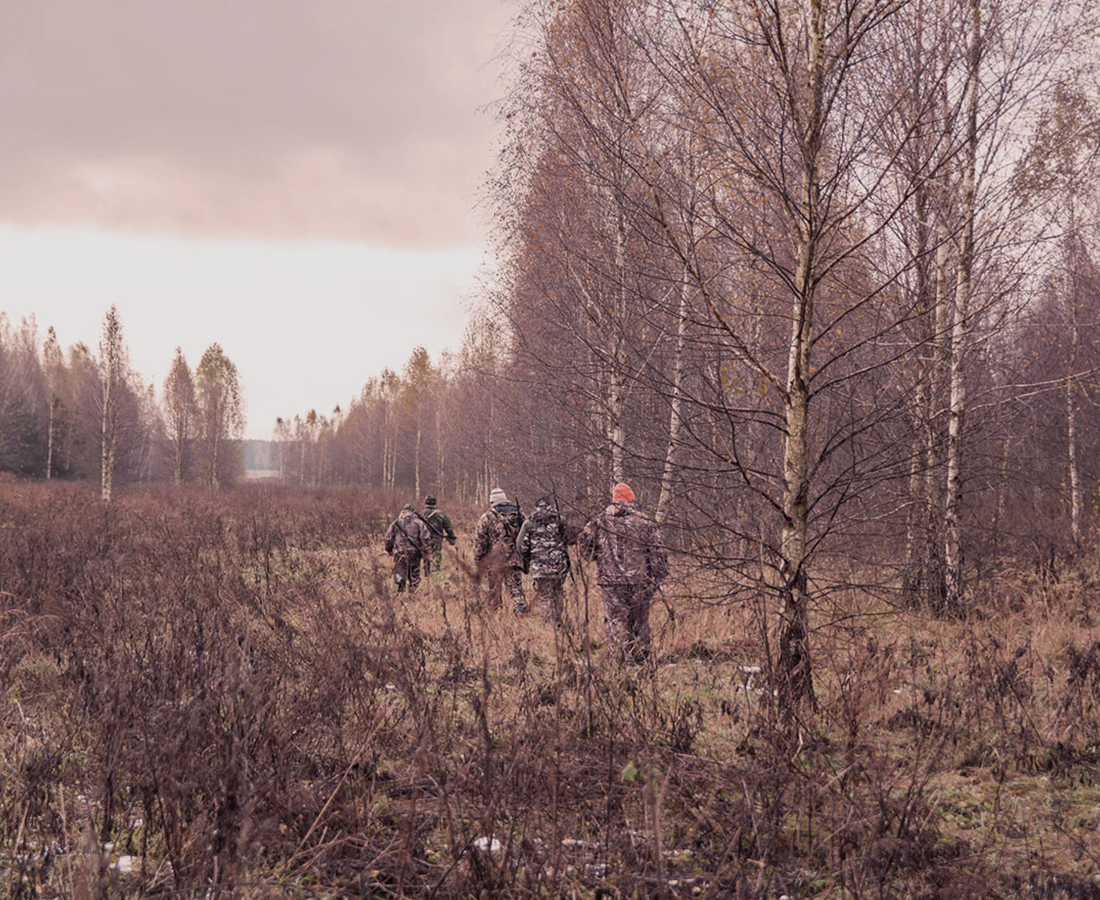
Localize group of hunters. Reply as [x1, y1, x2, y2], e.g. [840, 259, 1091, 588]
[384, 482, 669, 664]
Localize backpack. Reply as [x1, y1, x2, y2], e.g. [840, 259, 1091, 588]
[528, 508, 562, 542]
[494, 503, 523, 542]
[524, 509, 569, 576]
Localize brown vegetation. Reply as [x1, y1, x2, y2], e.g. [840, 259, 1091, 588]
[3, 483, 1100, 898]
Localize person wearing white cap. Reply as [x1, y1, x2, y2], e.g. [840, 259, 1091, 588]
[474, 488, 527, 612]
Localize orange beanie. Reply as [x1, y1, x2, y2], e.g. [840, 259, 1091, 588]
[612, 482, 635, 503]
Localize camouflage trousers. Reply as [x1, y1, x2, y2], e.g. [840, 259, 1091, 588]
[599, 582, 654, 664]
[393, 551, 423, 593]
[485, 566, 525, 613]
[530, 576, 566, 626]
[422, 544, 444, 577]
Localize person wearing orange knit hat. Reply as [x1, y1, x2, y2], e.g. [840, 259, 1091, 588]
[612, 482, 635, 504]
[578, 482, 669, 664]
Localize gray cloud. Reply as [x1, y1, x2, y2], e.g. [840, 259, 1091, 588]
[0, 0, 511, 246]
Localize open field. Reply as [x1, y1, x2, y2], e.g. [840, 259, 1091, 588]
[2, 482, 1100, 898]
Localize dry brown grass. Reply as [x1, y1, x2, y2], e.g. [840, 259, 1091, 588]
[2, 483, 1100, 898]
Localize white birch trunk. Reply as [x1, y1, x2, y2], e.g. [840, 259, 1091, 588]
[210, 410, 222, 487]
[1066, 223, 1081, 544]
[101, 387, 114, 504]
[656, 279, 687, 525]
[944, 0, 981, 611]
[414, 420, 422, 499]
[777, 0, 824, 716]
[609, 188, 628, 484]
[436, 405, 446, 500]
[1067, 340, 1080, 543]
[46, 398, 55, 482]
[100, 344, 116, 503]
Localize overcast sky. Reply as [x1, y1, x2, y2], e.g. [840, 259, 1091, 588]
[0, 0, 515, 438]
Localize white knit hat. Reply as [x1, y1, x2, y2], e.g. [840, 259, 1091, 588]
[489, 487, 508, 506]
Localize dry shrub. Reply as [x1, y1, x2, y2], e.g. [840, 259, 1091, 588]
[2, 483, 1100, 898]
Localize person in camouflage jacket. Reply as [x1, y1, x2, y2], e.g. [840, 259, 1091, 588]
[578, 483, 669, 664]
[516, 497, 571, 625]
[419, 494, 457, 577]
[474, 488, 526, 613]
[384, 503, 432, 593]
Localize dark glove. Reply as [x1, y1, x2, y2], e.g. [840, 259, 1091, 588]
[447, 535, 457, 545]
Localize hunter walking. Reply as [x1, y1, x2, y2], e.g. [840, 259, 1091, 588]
[578, 483, 669, 663]
[474, 488, 527, 613]
[419, 494, 457, 576]
[516, 497, 571, 625]
[384, 503, 432, 593]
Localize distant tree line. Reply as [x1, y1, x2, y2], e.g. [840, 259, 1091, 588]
[0, 305, 245, 494]
[268, 317, 512, 504]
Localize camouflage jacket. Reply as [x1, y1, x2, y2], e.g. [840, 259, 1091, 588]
[517, 506, 570, 579]
[384, 506, 432, 557]
[419, 507, 456, 549]
[474, 503, 525, 570]
[578, 501, 668, 586]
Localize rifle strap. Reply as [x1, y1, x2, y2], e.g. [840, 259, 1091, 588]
[392, 514, 426, 553]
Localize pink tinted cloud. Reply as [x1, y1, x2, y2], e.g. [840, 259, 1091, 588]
[0, 0, 510, 246]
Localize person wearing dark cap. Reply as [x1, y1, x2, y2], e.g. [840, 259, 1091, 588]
[578, 483, 669, 664]
[419, 494, 457, 577]
[474, 487, 526, 612]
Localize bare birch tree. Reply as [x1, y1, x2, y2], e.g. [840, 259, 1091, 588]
[163, 347, 196, 485]
[42, 326, 64, 481]
[633, 0, 938, 716]
[98, 305, 128, 503]
[402, 346, 434, 499]
[195, 343, 244, 488]
[380, 368, 400, 492]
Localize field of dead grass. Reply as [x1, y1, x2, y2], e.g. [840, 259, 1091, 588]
[2, 482, 1100, 898]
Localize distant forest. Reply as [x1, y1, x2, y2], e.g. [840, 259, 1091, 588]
[4, 0, 1100, 633]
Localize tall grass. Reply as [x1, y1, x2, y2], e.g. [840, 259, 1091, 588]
[1, 482, 1099, 898]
